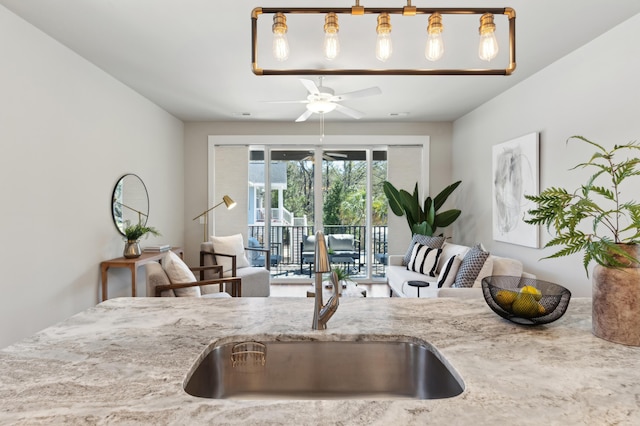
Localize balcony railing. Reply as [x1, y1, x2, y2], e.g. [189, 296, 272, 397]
[254, 207, 294, 225]
[248, 224, 388, 277]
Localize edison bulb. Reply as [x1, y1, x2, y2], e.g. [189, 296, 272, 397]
[478, 31, 498, 61]
[323, 32, 340, 60]
[273, 33, 289, 61]
[376, 33, 392, 62]
[425, 33, 444, 61]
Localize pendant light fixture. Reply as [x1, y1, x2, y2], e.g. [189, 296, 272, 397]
[252, 4, 516, 76]
[323, 12, 340, 60]
[424, 12, 444, 61]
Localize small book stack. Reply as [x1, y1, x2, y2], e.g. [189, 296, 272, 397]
[143, 244, 171, 253]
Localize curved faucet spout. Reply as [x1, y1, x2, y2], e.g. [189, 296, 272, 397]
[318, 271, 339, 325]
[311, 232, 339, 330]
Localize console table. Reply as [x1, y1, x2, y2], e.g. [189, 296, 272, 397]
[100, 248, 183, 301]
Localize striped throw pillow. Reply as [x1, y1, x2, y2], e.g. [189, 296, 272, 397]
[437, 254, 462, 288]
[407, 244, 442, 277]
[402, 234, 446, 265]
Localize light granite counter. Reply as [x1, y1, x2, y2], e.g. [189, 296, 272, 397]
[1, 297, 639, 425]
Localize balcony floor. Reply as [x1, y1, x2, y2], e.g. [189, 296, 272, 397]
[264, 261, 388, 279]
[270, 282, 390, 298]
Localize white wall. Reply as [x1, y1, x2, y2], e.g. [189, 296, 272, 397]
[0, 7, 184, 348]
[452, 13, 640, 297]
[183, 121, 453, 267]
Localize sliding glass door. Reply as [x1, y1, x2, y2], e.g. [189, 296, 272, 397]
[248, 146, 387, 282]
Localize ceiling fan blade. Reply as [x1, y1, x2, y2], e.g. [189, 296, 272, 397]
[300, 79, 320, 95]
[331, 86, 382, 102]
[325, 152, 347, 158]
[264, 100, 309, 104]
[335, 104, 364, 120]
[295, 109, 314, 122]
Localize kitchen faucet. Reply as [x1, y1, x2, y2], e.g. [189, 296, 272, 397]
[311, 231, 339, 330]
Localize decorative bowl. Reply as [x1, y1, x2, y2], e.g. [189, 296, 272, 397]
[481, 276, 572, 326]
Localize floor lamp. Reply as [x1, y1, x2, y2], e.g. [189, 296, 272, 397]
[192, 195, 236, 242]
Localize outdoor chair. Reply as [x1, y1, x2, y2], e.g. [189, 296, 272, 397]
[328, 233, 361, 272]
[300, 234, 325, 276]
[300, 233, 360, 276]
[374, 240, 388, 264]
[248, 237, 282, 269]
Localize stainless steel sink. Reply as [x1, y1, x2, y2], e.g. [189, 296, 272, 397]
[184, 338, 464, 400]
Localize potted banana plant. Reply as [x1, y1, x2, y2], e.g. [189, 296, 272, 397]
[524, 135, 640, 346]
[383, 180, 462, 236]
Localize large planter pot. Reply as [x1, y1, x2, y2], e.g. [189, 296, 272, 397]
[592, 244, 640, 346]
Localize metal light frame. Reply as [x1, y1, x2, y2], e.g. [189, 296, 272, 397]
[251, 6, 516, 76]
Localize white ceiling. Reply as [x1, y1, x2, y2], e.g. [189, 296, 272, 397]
[2, 0, 639, 123]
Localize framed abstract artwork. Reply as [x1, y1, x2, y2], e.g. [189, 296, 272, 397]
[492, 132, 539, 248]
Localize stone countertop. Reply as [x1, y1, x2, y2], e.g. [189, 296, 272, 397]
[1, 297, 639, 425]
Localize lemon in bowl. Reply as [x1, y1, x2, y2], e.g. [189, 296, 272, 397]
[494, 289, 518, 309]
[511, 293, 543, 317]
[520, 285, 542, 301]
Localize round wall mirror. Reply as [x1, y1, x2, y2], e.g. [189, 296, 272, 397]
[111, 174, 149, 236]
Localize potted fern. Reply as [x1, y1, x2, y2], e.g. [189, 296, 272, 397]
[524, 135, 640, 346]
[325, 266, 367, 297]
[323, 266, 356, 290]
[122, 221, 161, 258]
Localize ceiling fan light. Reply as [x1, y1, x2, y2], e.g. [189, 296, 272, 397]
[272, 12, 289, 61]
[323, 12, 340, 60]
[307, 100, 337, 114]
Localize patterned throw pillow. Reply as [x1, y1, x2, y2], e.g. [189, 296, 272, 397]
[403, 235, 446, 265]
[437, 255, 462, 288]
[472, 256, 494, 288]
[407, 244, 442, 277]
[452, 244, 490, 288]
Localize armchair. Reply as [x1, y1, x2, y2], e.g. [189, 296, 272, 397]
[200, 234, 271, 297]
[145, 260, 241, 297]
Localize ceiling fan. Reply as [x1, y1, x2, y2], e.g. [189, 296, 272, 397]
[269, 77, 382, 122]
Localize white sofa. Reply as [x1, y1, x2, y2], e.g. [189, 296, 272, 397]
[387, 241, 534, 298]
